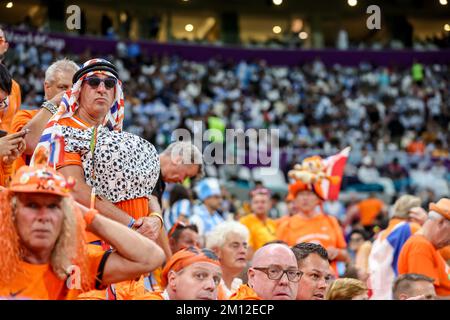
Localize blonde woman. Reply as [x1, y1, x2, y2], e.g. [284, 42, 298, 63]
[326, 278, 368, 300]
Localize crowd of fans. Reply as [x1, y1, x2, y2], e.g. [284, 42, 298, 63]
[4, 39, 449, 201]
[0, 26, 449, 301]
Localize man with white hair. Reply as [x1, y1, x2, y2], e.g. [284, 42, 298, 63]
[230, 243, 301, 300]
[153, 141, 204, 207]
[190, 177, 225, 236]
[206, 221, 249, 299]
[398, 198, 450, 297]
[11, 58, 79, 167]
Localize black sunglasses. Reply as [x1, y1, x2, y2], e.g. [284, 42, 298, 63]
[84, 76, 117, 90]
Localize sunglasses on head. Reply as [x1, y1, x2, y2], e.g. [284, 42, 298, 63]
[84, 76, 117, 90]
[185, 246, 219, 261]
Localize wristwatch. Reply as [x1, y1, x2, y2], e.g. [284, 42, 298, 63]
[41, 101, 58, 115]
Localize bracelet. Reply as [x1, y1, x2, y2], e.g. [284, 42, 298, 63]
[41, 101, 58, 115]
[148, 212, 164, 230]
[128, 217, 136, 228]
[84, 209, 98, 226]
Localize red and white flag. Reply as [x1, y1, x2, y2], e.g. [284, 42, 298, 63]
[320, 147, 351, 200]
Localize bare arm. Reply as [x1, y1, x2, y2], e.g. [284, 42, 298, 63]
[23, 92, 64, 155]
[23, 108, 53, 155]
[148, 195, 172, 259]
[83, 207, 165, 284]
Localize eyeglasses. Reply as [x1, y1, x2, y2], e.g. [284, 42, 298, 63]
[0, 96, 9, 110]
[84, 76, 117, 90]
[253, 265, 303, 282]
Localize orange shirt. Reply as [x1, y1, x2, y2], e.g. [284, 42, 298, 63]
[398, 235, 450, 297]
[406, 141, 425, 155]
[228, 285, 261, 300]
[276, 213, 346, 273]
[0, 80, 21, 133]
[10, 109, 39, 173]
[0, 250, 106, 300]
[439, 246, 450, 262]
[239, 214, 277, 250]
[0, 160, 13, 187]
[77, 275, 150, 300]
[136, 291, 165, 300]
[276, 213, 347, 249]
[358, 198, 384, 227]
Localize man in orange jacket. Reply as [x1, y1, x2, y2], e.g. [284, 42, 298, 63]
[398, 198, 450, 297]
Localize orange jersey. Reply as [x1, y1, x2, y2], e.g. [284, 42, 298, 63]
[0, 250, 106, 300]
[11, 109, 39, 173]
[239, 214, 277, 250]
[0, 160, 13, 187]
[398, 235, 450, 297]
[77, 275, 151, 300]
[439, 246, 450, 262]
[358, 198, 384, 226]
[228, 285, 261, 300]
[276, 213, 346, 249]
[136, 291, 165, 300]
[0, 80, 21, 133]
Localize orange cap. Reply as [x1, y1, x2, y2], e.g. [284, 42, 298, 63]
[429, 198, 450, 220]
[287, 180, 325, 201]
[161, 246, 220, 288]
[9, 164, 75, 197]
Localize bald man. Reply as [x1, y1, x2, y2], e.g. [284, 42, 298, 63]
[230, 243, 301, 300]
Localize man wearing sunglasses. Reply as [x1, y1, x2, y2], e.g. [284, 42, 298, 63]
[0, 28, 21, 134]
[230, 243, 300, 300]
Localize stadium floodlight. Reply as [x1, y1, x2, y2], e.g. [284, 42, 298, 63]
[299, 31, 308, 39]
[6, 2, 13, 8]
[273, 0, 283, 5]
[272, 26, 282, 34]
[347, 0, 357, 6]
[439, 0, 448, 5]
[185, 24, 194, 32]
